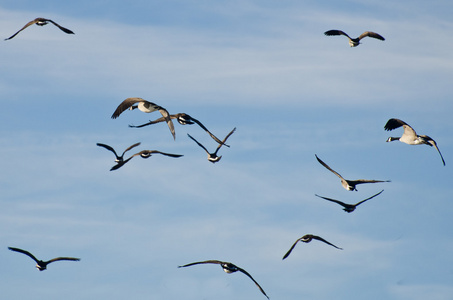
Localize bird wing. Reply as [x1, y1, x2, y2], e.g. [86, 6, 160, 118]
[46, 19, 74, 34]
[111, 98, 145, 119]
[5, 18, 40, 40]
[110, 157, 134, 171]
[315, 155, 345, 180]
[140, 150, 183, 158]
[358, 31, 385, 41]
[96, 143, 119, 158]
[190, 117, 230, 148]
[129, 116, 168, 128]
[122, 142, 141, 156]
[314, 194, 349, 209]
[47, 257, 80, 264]
[213, 127, 236, 155]
[282, 238, 301, 260]
[349, 179, 390, 186]
[324, 30, 351, 39]
[156, 106, 176, 140]
[237, 266, 269, 299]
[420, 135, 446, 166]
[384, 118, 417, 138]
[178, 260, 223, 268]
[187, 134, 210, 154]
[311, 236, 343, 250]
[354, 189, 384, 206]
[8, 247, 39, 263]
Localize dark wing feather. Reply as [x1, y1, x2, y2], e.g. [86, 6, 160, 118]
[110, 157, 134, 171]
[213, 127, 236, 155]
[178, 260, 223, 268]
[358, 31, 385, 41]
[129, 116, 167, 128]
[122, 142, 141, 156]
[5, 18, 40, 40]
[351, 179, 390, 185]
[236, 266, 269, 299]
[324, 29, 351, 39]
[8, 247, 39, 263]
[187, 134, 210, 154]
[111, 98, 145, 119]
[384, 118, 407, 131]
[96, 143, 119, 158]
[47, 19, 74, 34]
[156, 107, 175, 140]
[282, 239, 301, 260]
[420, 135, 446, 166]
[47, 257, 80, 264]
[315, 154, 345, 180]
[143, 150, 183, 158]
[314, 194, 349, 208]
[311, 236, 343, 250]
[354, 189, 384, 206]
[190, 117, 230, 147]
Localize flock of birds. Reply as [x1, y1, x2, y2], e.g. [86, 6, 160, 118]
[6, 16, 447, 300]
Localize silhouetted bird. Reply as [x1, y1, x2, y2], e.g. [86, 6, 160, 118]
[178, 260, 269, 299]
[96, 142, 141, 162]
[8, 247, 80, 271]
[187, 127, 236, 163]
[111, 98, 175, 139]
[384, 118, 445, 166]
[282, 234, 342, 260]
[109, 149, 183, 171]
[5, 18, 74, 40]
[129, 113, 228, 147]
[324, 30, 384, 47]
[315, 189, 384, 213]
[315, 154, 390, 191]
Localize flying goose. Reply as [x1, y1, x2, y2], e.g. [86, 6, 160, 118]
[384, 118, 445, 166]
[129, 113, 229, 147]
[282, 234, 342, 260]
[315, 154, 390, 191]
[96, 142, 141, 162]
[324, 30, 385, 47]
[178, 260, 269, 299]
[187, 127, 236, 163]
[315, 189, 384, 213]
[5, 18, 74, 40]
[109, 149, 183, 171]
[8, 247, 80, 271]
[111, 98, 175, 139]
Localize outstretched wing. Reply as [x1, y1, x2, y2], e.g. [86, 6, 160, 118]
[315, 154, 345, 180]
[311, 235, 343, 250]
[96, 143, 119, 158]
[358, 31, 385, 41]
[8, 247, 39, 263]
[133, 150, 183, 158]
[314, 194, 349, 209]
[324, 30, 351, 39]
[111, 98, 146, 119]
[351, 179, 390, 185]
[213, 127, 236, 155]
[122, 142, 141, 156]
[384, 118, 417, 137]
[156, 107, 175, 140]
[189, 117, 230, 148]
[420, 135, 446, 166]
[5, 18, 40, 40]
[47, 257, 80, 264]
[282, 239, 301, 260]
[178, 260, 223, 268]
[236, 266, 269, 299]
[187, 134, 210, 154]
[354, 189, 384, 206]
[47, 19, 74, 34]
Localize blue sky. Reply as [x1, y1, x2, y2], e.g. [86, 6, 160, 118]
[1, 1, 452, 299]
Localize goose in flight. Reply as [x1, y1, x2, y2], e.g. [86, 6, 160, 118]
[129, 113, 229, 147]
[282, 234, 342, 260]
[315, 154, 390, 191]
[8, 247, 80, 271]
[178, 260, 269, 299]
[5, 18, 74, 40]
[109, 149, 183, 171]
[96, 142, 141, 162]
[111, 98, 175, 139]
[187, 127, 236, 163]
[324, 30, 385, 47]
[384, 118, 445, 166]
[315, 189, 384, 213]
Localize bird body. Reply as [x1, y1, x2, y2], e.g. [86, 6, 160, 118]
[110, 149, 183, 171]
[5, 18, 74, 40]
[315, 154, 390, 191]
[283, 234, 342, 260]
[384, 118, 445, 166]
[8, 247, 80, 271]
[178, 260, 269, 299]
[324, 30, 384, 47]
[188, 127, 236, 163]
[315, 190, 384, 213]
[111, 98, 175, 139]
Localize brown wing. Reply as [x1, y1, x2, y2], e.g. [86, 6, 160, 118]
[5, 18, 41, 40]
[8, 247, 39, 263]
[134, 150, 183, 158]
[358, 31, 385, 41]
[350, 179, 390, 185]
[311, 235, 343, 250]
[47, 19, 74, 34]
[122, 142, 141, 156]
[178, 260, 224, 268]
[420, 135, 446, 166]
[384, 118, 408, 131]
[236, 266, 269, 299]
[47, 257, 80, 263]
[111, 98, 146, 119]
[213, 127, 236, 155]
[190, 117, 230, 147]
[187, 134, 210, 154]
[324, 30, 351, 39]
[156, 107, 175, 140]
[354, 189, 384, 206]
[282, 238, 301, 260]
[315, 154, 345, 180]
